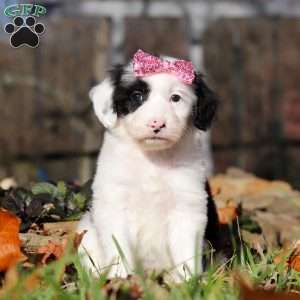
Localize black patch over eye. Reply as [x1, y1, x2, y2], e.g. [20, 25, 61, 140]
[111, 67, 150, 116]
[125, 83, 149, 113]
[170, 94, 181, 102]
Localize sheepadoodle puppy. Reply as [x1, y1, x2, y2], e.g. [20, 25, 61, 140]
[77, 49, 219, 281]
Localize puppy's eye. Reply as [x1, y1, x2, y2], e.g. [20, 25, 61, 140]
[130, 91, 144, 102]
[170, 94, 181, 103]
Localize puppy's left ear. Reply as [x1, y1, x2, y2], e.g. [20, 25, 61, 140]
[89, 78, 117, 129]
[192, 73, 219, 131]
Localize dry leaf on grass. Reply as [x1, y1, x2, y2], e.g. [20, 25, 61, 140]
[217, 205, 238, 224]
[0, 209, 26, 271]
[238, 274, 300, 300]
[42, 221, 78, 235]
[73, 230, 87, 249]
[240, 283, 300, 300]
[102, 277, 144, 300]
[274, 241, 300, 272]
[36, 231, 87, 264]
[288, 241, 300, 272]
[37, 239, 67, 264]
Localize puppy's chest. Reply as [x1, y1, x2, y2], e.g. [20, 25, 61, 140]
[124, 174, 174, 252]
[126, 172, 174, 218]
[122, 168, 202, 229]
[118, 160, 203, 207]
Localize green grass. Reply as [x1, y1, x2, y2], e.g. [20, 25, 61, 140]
[1, 243, 300, 300]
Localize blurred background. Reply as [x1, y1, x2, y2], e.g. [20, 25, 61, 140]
[0, 0, 300, 188]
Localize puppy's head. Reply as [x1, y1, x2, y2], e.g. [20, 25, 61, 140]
[90, 58, 218, 151]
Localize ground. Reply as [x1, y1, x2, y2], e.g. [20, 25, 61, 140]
[0, 168, 300, 299]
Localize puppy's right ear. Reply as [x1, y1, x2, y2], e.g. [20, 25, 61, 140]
[89, 78, 117, 129]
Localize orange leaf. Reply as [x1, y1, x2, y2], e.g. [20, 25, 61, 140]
[73, 230, 87, 250]
[273, 251, 288, 266]
[240, 282, 300, 300]
[37, 230, 87, 264]
[217, 206, 238, 224]
[288, 242, 300, 272]
[274, 242, 300, 272]
[0, 209, 25, 272]
[37, 240, 67, 264]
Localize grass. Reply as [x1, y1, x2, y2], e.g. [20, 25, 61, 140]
[1, 242, 300, 300]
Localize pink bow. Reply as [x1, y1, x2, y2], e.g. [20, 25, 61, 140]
[132, 49, 195, 85]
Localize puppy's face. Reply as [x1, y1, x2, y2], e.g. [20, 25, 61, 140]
[114, 72, 197, 150]
[90, 63, 218, 151]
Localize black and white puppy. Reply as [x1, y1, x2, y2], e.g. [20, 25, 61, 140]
[78, 51, 219, 280]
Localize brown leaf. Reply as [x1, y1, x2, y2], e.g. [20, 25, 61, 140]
[217, 205, 238, 224]
[129, 282, 143, 299]
[273, 249, 290, 266]
[37, 239, 67, 264]
[240, 283, 300, 300]
[0, 209, 26, 271]
[288, 241, 300, 272]
[102, 277, 144, 300]
[73, 230, 87, 250]
[42, 221, 78, 235]
[273, 241, 300, 272]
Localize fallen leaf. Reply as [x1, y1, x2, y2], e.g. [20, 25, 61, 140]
[73, 230, 87, 250]
[241, 230, 266, 252]
[288, 241, 300, 272]
[37, 239, 67, 264]
[273, 250, 290, 266]
[102, 277, 144, 300]
[273, 241, 300, 272]
[42, 221, 78, 235]
[20, 228, 87, 258]
[240, 282, 300, 300]
[0, 209, 26, 271]
[20, 232, 67, 255]
[217, 205, 238, 224]
[129, 282, 143, 299]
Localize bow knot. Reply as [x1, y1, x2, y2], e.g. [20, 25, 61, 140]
[133, 49, 195, 85]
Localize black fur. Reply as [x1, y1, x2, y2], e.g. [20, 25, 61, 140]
[109, 64, 124, 86]
[110, 65, 150, 116]
[192, 74, 219, 131]
[204, 181, 237, 264]
[204, 181, 221, 251]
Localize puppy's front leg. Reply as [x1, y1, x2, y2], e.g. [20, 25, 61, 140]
[168, 211, 207, 281]
[93, 210, 133, 278]
[78, 210, 133, 278]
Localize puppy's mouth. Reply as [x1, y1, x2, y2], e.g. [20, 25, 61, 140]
[143, 136, 170, 143]
[144, 136, 169, 141]
[138, 135, 175, 150]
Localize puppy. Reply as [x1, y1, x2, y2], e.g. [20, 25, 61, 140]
[77, 50, 219, 280]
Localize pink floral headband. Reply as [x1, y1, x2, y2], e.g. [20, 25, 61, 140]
[132, 49, 195, 85]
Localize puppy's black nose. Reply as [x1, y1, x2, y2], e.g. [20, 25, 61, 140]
[153, 123, 166, 134]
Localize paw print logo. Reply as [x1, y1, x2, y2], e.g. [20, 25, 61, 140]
[4, 16, 45, 48]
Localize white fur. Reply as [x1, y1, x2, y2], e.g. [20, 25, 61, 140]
[77, 72, 208, 281]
